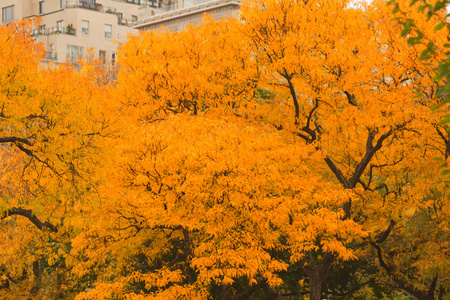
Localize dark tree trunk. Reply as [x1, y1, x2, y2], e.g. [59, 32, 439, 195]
[306, 253, 334, 300]
[309, 272, 325, 300]
[55, 268, 65, 299]
[27, 260, 41, 300]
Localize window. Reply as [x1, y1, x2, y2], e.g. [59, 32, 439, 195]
[111, 52, 116, 65]
[66, 45, 83, 61]
[57, 20, 64, 32]
[38, 25, 46, 35]
[131, 15, 137, 22]
[104, 24, 112, 39]
[117, 13, 125, 25]
[49, 44, 56, 59]
[60, 0, 66, 8]
[2, 6, 15, 22]
[39, 1, 44, 14]
[81, 20, 89, 35]
[99, 50, 106, 64]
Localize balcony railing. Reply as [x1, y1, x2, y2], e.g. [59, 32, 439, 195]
[31, 28, 46, 36]
[45, 52, 58, 61]
[147, 0, 171, 9]
[145, 0, 211, 12]
[32, 27, 76, 36]
[112, 0, 146, 5]
[118, 18, 136, 25]
[65, 1, 117, 13]
[48, 26, 76, 35]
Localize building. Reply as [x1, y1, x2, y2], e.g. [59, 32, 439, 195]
[133, 0, 240, 32]
[1, 0, 242, 64]
[1, 0, 142, 65]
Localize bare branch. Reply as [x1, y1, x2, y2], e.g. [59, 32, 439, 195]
[2, 207, 58, 233]
[0, 137, 32, 145]
[343, 91, 357, 106]
[324, 156, 349, 187]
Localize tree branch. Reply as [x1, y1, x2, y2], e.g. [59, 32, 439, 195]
[234, 279, 268, 300]
[281, 70, 300, 125]
[343, 91, 357, 106]
[370, 241, 435, 300]
[349, 123, 407, 188]
[375, 220, 396, 244]
[2, 207, 58, 233]
[324, 156, 349, 187]
[0, 137, 32, 145]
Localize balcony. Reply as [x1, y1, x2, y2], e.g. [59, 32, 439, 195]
[31, 28, 46, 36]
[65, 1, 117, 13]
[142, 0, 214, 13]
[66, 0, 101, 10]
[138, 2, 178, 17]
[147, 0, 174, 9]
[45, 52, 58, 61]
[48, 26, 76, 35]
[32, 27, 76, 36]
[118, 18, 132, 25]
[112, 0, 146, 5]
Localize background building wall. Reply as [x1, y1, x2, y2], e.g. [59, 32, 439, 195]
[2, 0, 139, 64]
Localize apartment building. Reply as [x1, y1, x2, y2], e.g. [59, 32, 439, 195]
[1, 0, 142, 64]
[134, 0, 240, 32]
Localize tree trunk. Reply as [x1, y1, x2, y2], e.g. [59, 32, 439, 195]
[309, 271, 325, 300]
[27, 260, 41, 300]
[55, 268, 65, 299]
[306, 253, 334, 300]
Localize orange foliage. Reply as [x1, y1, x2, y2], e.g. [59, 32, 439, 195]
[1, 1, 450, 299]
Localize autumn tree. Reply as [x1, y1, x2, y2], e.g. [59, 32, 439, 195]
[1, 1, 448, 299]
[389, 0, 450, 125]
[0, 19, 114, 298]
[240, 0, 450, 298]
[60, 0, 450, 298]
[116, 16, 259, 120]
[66, 4, 380, 299]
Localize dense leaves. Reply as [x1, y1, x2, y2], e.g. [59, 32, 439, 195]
[1, 1, 449, 299]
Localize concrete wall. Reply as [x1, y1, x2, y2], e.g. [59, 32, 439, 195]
[1, 0, 26, 21]
[134, 0, 240, 32]
[2, 0, 139, 64]
[35, 7, 136, 63]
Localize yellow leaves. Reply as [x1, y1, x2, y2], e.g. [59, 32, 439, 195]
[117, 16, 258, 122]
[134, 174, 150, 186]
[2, 1, 450, 299]
[127, 268, 184, 289]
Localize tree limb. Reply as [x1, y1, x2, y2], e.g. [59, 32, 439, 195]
[0, 137, 32, 145]
[324, 156, 349, 187]
[2, 207, 58, 233]
[370, 241, 435, 300]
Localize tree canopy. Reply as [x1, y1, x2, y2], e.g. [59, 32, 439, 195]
[0, 1, 449, 299]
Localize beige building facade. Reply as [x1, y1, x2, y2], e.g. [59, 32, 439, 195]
[1, 0, 141, 64]
[2, 0, 242, 64]
[134, 0, 240, 32]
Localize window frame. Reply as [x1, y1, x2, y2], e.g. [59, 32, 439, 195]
[81, 20, 89, 35]
[104, 24, 112, 39]
[66, 45, 84, 61]
[57, 20, 64, 32]
[39, 1, 44, 14]
[99, 50, 106, 64]
[2, 5, 15, 22]
[38, 25, 46, 35]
